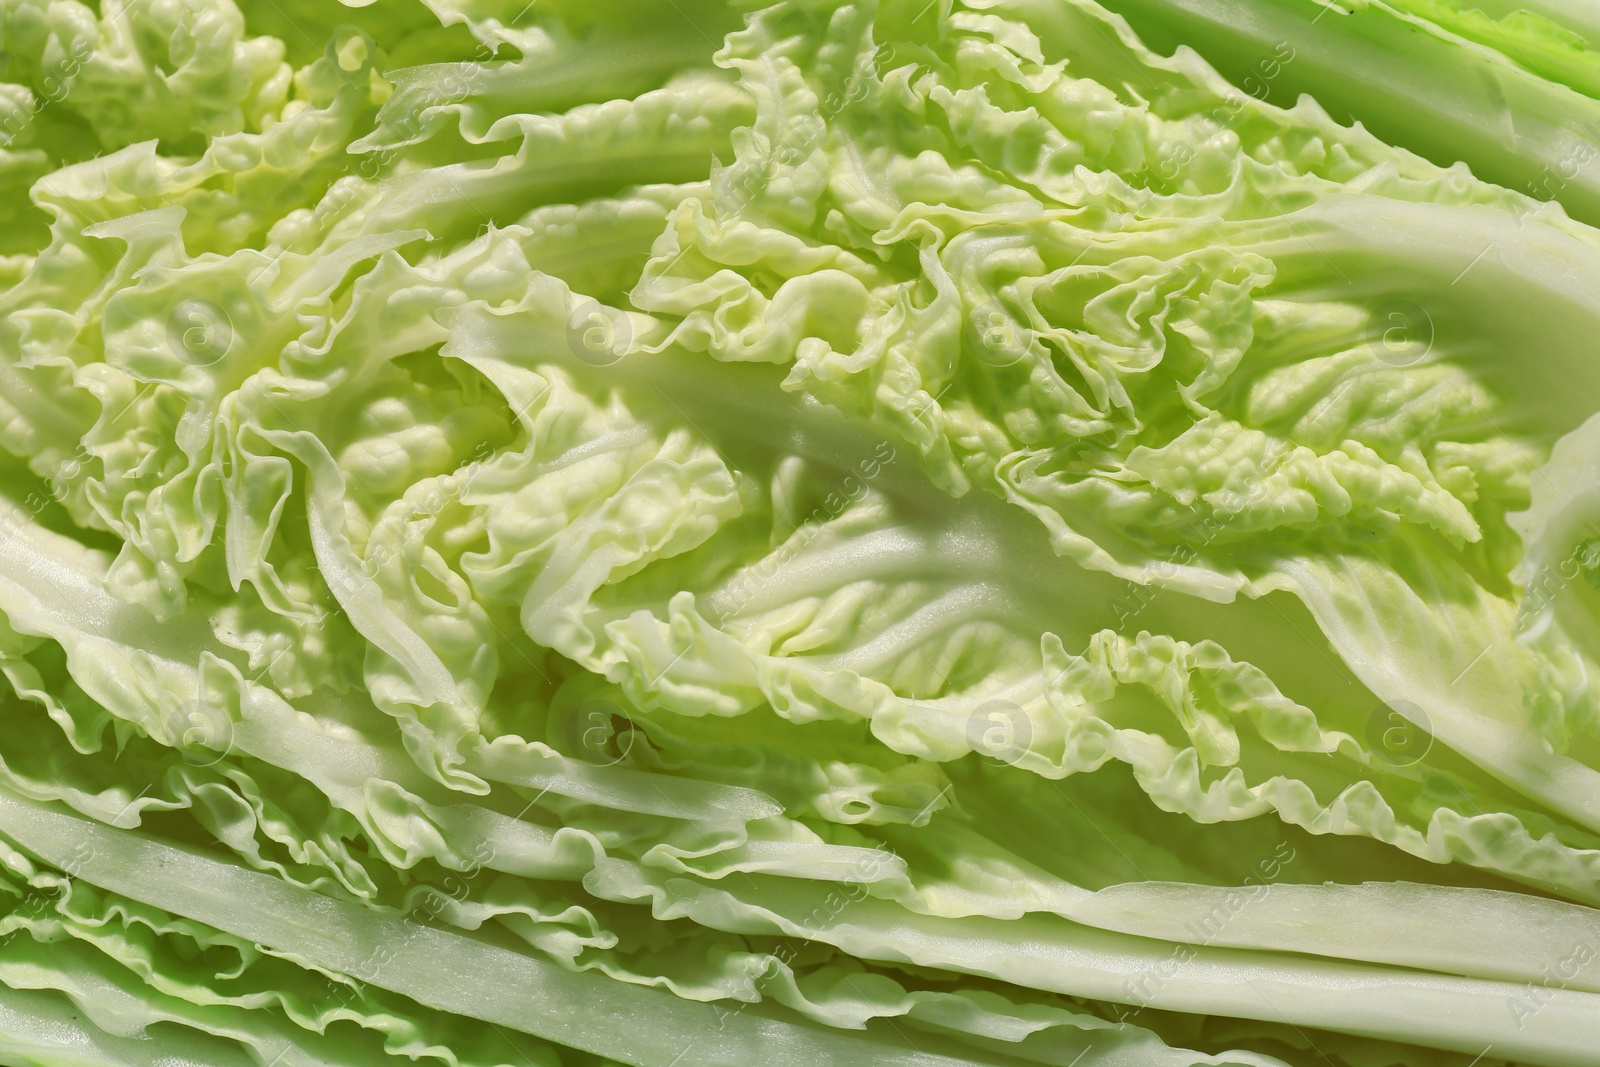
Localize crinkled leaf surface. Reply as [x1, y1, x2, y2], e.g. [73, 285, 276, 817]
[0, 1, 1598, 1065]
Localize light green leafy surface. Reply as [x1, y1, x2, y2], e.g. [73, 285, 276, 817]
[0, 0, 1598, 1064]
